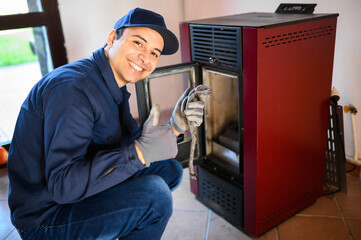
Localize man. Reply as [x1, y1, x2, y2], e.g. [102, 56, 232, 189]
[7, 8, 205, 239]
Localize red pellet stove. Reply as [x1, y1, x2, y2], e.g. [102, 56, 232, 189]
[136, 5, 338, 237]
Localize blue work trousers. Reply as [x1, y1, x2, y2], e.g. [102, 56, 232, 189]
[20, 159, 183, 240]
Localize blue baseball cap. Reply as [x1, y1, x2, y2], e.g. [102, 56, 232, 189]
[113, 8, 179, 55]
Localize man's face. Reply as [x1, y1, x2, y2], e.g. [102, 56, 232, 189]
[106, 27, 164, 87]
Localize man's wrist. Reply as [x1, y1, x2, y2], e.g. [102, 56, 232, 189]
[170, 123, 181, 136]
[134, 143, 145, 165]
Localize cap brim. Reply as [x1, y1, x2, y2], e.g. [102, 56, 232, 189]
[122, 24, 179, 55]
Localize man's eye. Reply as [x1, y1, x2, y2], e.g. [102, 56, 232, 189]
[134, 41, 142, 46]
[151, 52, 159, 58]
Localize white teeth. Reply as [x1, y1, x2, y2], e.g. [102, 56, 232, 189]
[129, 61, 143, 72]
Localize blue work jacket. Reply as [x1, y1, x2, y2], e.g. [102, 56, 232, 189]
[7, 48, 145, 230]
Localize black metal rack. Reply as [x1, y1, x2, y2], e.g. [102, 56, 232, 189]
[324, 99, 347, 193]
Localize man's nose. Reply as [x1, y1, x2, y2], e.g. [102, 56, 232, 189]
[139, 51, 151, 64]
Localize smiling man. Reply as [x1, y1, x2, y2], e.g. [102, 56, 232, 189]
[7, 8, 206, 240]
[105, 27, 163, 86]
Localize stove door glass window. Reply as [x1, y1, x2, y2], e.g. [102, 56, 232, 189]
[203, 68, 241, 173]
[135, 63, 199, 163]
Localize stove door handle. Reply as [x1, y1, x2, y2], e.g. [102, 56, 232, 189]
[208, 56, 218, 64]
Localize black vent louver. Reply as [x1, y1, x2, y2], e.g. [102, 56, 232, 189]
[262, 25, 335, 48]
[198, 167, 243, 229]
[190, 24, 241, 70]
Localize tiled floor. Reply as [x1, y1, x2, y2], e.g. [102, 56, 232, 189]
[0, 164, 360, 240]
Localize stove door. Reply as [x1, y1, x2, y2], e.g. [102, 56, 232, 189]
[201, 67, 243, 176]
[135, 62, 201, 164]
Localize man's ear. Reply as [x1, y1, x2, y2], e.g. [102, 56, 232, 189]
[106, 29, 117, 48]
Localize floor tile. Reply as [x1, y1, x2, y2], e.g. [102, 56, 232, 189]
[335, 182, 361, 218]
[277, 215, 351, 240]
[297, 195, 341, 217]
[172, 168, 208, 212]
[0, 201, 14, 239]
[345, 163, 360, 179]
[162, 168, 209, 240]
[207, 211, 250, 240]
[345, 218, 361, 240]
[252, 228, 278, 240]
[4, 229, 21, 240]
[346, 174, 361, 184]
[161, 209, 208, 240]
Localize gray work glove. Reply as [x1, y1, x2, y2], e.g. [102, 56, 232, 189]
[170, 88, 205, 133]
[135, 104, 178, 166]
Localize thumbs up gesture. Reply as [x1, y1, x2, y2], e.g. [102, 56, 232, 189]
[134, 104, 178, 166]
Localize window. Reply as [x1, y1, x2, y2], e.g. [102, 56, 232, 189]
[0, 0, 67, 145]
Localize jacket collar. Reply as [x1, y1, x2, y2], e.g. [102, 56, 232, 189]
[91, 48, 131, 104]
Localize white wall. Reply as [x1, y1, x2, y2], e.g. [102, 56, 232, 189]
[58, 0, 186, 119]
[183, 0, 361, 159]
[58, 0, 361, 158]
[58, 0, 184, 65]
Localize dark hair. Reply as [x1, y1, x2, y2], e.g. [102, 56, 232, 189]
[104, 27, 126, 48]
[115, 27, 125, 40]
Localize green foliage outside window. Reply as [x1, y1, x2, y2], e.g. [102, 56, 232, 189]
[0, 35, 37, 67]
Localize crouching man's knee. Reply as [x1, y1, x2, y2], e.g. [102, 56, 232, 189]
[140, 175, 173, 224]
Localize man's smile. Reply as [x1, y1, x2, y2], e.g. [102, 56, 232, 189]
[128, 60, 144, 73]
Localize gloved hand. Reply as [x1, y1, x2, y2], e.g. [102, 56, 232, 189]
[135, 104, 178, 166]
[170, 88, 205, 133]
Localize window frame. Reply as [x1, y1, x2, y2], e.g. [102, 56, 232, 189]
[0, 0, 68, 68]
[0, 0, 67, 150]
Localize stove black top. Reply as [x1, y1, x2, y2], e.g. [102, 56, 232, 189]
[182, 12, 339, 28]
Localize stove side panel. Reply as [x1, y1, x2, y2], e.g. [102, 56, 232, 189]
[243, 17, 338, 236]
[243, 26, 259, 235]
